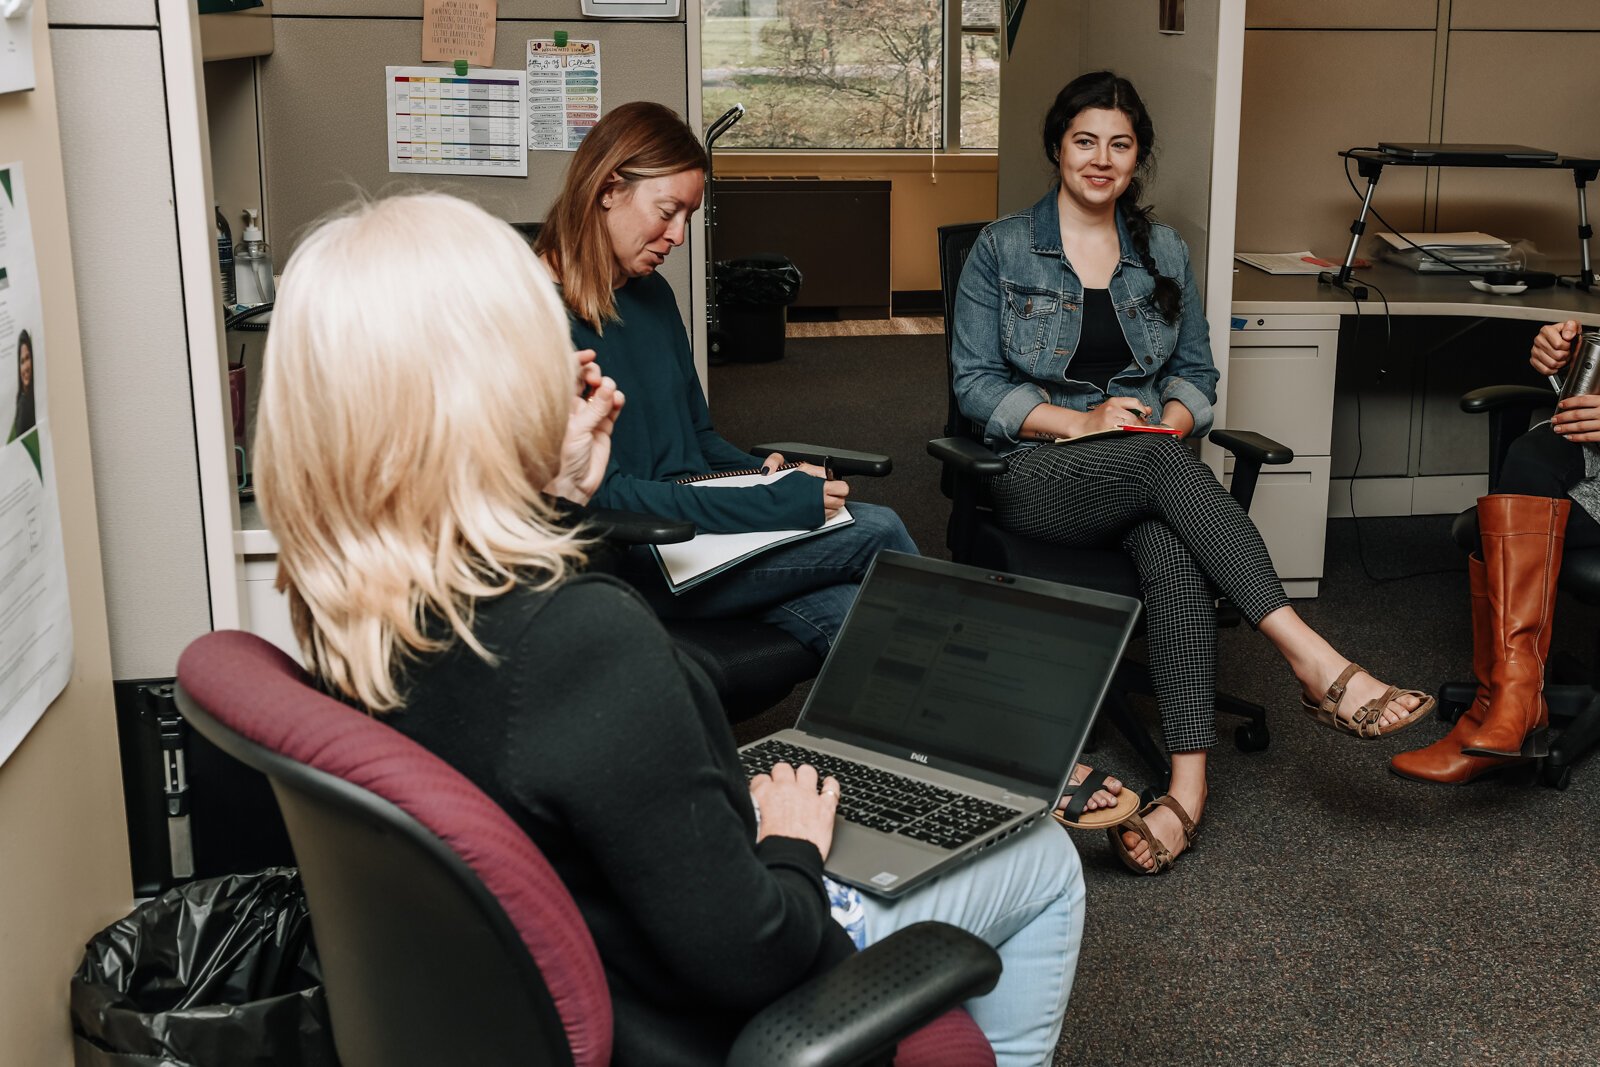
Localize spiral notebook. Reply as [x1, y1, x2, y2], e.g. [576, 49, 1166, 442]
[653, 468, 853, 594]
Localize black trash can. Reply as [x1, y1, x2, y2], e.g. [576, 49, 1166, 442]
[71, 868, 339, 1067]
[714, 254, 803, 363]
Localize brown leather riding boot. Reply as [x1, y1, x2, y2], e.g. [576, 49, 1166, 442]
[1390, 555, 1519, 783]
[1460, 494, 1569, 758]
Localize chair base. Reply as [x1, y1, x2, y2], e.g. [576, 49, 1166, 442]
[1437, 680, 1600, 790]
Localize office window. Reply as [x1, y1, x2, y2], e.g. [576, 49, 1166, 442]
[959, 0, 999, 150]
[702, 0, 997, 151]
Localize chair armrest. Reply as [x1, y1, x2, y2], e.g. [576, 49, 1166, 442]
[1209, 429, 1293, 514]
[1460, 385, 1556, 485]
[751, 442, 893, 478]
[1461, 385, 1554, 414]
[926, 436, 1010, 477]
[1209, 429, 1294, 467]
[577, 507, 695, 546]
[726, 922, 1002, 1067]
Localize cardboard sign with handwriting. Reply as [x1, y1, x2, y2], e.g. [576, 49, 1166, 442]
[422, 0, 497, 68]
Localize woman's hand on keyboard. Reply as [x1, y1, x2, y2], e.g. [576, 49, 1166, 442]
[749, 761, 842, 860]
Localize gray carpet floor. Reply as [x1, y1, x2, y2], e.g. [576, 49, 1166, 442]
[710, 333, 1600, 1066]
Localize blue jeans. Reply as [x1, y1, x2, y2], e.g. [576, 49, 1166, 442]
[860, 821, 1085, 1067]
[623, 502, 918, 656]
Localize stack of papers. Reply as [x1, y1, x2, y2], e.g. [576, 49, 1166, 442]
[1376, 232, 1518, 273]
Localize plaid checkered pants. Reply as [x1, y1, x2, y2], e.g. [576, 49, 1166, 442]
[991, 435, 1289, 752]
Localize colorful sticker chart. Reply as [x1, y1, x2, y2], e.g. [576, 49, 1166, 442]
[386, 66, 528, 177]
[526, 39, 601, 152]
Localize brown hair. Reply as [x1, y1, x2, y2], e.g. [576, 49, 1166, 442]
[535, 101, 707, 331]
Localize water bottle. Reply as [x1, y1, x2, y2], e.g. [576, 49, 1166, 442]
[1558, 331, 1600, 402]
[233, 208, 276, 308]
[215, 204, 236, 308]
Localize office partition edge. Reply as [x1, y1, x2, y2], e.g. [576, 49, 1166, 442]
[158, 0, 243, 631]
[1202, 0, 1247, 475]
[685, 0, 708, 391]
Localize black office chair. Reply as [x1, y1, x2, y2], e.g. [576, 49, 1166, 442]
[927, 222, 1293, 792]
[173, 630, 1003, 1067]
[1435, 385, 1600, 790]
[513, 220, 891, 723]
[583, 441, 894, 722]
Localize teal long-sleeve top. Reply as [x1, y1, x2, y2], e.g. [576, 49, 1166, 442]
[570, 272, 824, 534]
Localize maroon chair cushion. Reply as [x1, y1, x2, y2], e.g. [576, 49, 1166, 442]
[176, 631, 612, 1067]
[895, 1008, 996, 1067]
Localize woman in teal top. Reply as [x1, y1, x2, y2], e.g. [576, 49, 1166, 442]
[535, 102, 916, 658]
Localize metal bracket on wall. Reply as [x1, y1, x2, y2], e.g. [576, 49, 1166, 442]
[1160, 0, 1184, 34]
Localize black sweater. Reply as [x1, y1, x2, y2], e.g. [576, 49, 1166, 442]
[389, 573, 854, 1065]
[571, 272, 823, 533]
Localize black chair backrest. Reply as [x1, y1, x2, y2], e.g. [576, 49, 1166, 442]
[937, 223, 989, 441]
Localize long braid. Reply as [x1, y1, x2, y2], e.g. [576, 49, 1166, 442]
[1119, 175, 1182, 324]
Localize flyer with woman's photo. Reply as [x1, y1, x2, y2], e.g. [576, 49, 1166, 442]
[0, 162, 74, 769]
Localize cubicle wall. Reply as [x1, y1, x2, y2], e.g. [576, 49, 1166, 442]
[1236, 0, 1600, 259]
[254, 3, 698, 332]
[1236, 0, 1600, 511]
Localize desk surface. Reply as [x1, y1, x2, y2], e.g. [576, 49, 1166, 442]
[1230, 261, 1600, 324]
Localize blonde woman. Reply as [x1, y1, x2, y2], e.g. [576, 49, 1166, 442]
[535, 101, 918, 659]
[254, 192, 1085, 1067]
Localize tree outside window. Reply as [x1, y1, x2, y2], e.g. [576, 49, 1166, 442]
[702, 0, 999, 151]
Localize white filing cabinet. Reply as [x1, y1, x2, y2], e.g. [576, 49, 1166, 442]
[1225, 313, 1340, 597]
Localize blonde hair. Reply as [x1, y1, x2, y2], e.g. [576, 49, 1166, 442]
[255, 193, 586, 711]
[535, 101, 707, 331]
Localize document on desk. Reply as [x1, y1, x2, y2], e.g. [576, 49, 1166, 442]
[386, 66, 528, 177]
[0, 163, 75, 770]
[1233, 252, 1325, 275]
[651, 469, 854, 594]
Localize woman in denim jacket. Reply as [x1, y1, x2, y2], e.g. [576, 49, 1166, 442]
[951, 72, 1434, 874]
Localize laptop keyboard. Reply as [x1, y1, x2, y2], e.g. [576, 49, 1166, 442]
[740, 739, 1022, 850]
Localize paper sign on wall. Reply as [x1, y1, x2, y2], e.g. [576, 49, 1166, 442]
[421, 0, 498, 68]
[0, 162, 75, 769]
[386, 65, 528, 177]
[527, 39, 601, 152]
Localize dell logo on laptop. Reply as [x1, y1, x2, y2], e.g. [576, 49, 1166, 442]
[909, 752, 929, 764]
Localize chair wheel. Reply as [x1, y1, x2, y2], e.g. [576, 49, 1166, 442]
[1234, 723, 1270, 752]
[1437, 701, 1465, 724]
[1542, 762, 1572, 791]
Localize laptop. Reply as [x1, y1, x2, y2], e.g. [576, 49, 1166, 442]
[739, 552, 1141, 898]
[1377, 142, 1557, 162]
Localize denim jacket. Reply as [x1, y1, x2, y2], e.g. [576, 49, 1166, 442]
[951, 187, 1220, 454]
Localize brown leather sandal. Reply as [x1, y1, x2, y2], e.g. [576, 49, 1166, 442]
[1300, 662, 1436, 739]
[1051, 767, 1140, 830]
[1107, 795, 1197, 876]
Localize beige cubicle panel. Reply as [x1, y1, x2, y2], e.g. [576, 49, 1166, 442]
[1450, 1, 1600, 31]
[1245, 0, 1436, 30]
[995, 0, 1083, 216]
[0, 2, 134, 1063]
[1234, 29, 1434, 256]
[1434, 30, 1600, 259]
[258, 16, 693, 323]
[53, 23, 215, 678]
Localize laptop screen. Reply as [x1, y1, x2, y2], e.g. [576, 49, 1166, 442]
[802, 554, 1139, 789]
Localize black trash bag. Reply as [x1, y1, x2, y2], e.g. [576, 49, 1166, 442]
[715, 254, 803, 306]
[71, 868, 339, 1067]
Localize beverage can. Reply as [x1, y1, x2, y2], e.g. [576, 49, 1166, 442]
[1559, 332, 1600, 402]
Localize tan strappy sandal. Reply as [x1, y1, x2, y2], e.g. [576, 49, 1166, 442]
[1107, 795, 1196, 876]
[1051, 766, 1140, 830]
[1300, 663, 1436, 739]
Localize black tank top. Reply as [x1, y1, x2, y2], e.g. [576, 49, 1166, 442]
[1070, 288, 1134, 392]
